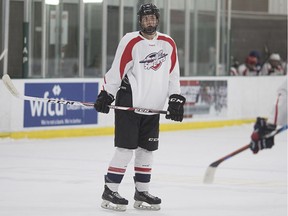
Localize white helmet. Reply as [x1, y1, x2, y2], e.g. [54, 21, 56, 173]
[269, 53, 281, 61]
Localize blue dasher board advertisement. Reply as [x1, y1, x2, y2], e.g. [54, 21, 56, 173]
[24, 82, 98, 127]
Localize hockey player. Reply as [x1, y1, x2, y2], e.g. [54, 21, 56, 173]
[229, 57, 240, 76]
[94, 3, 185, 211]
[238, 55, 260, 76]
[249, 79, 287, 153]
[261, 53, 285, 76]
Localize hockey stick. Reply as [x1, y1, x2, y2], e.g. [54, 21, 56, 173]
[0, 49, 7, 61]
[257, 45, 270, 75]
[1, 74, 168, 115]
[108, 105, 167, 114]
[203, 124, 288, 184]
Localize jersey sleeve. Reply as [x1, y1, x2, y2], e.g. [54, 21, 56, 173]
[268, 79, 288, 126]
[168, 39, 181, 96]
[102, 35, 130, 97]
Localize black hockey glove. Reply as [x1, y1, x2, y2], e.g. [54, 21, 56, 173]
[249, 117, 276, 154]
[94, 90, 114, 114]
[166, 94, 186, 122]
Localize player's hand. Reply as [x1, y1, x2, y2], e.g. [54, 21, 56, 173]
[249, 117, 276, 154]
[94, 90, 114, 113]
[166, 94, 186, 122]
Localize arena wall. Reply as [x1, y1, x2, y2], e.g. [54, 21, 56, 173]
[0, 76, 285, 139]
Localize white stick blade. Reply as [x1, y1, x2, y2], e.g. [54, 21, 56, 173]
[203, 166, 216, 184]
[2, 74, 21, 97]
[1, 74, 92, 107]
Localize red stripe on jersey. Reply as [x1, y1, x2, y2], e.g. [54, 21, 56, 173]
[101, 76, 107, 91]
[108, 166, 126, 173]
[274, 94, 280, 124]
[134, 167, 152, 173]
[157, 35, 177, 73]
[120, 36, 143, 79]
[243, 69, 248, 76]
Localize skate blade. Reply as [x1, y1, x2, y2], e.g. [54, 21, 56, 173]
[133, 201, 161, 211]
[101, 200, 127, 212]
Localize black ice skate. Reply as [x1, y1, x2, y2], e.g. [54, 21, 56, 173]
[134, 188, 161, 211]
[101, 185, 128, 211]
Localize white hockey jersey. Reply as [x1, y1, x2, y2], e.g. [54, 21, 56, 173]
[102, 31, 181, 112]
[237, 64, 259, 76]
[261, 63, 285, 76]
[268, 78, 287, 126]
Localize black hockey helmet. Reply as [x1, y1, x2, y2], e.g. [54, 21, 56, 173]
[137, 3, 160, 34]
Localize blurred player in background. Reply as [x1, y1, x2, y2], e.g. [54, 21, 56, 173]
[238, 51, 260, 76]
[229, 56, 240, 76]
[94, 3, 185, 211]
[261, 53, 285, 76]
[249, 78, 287, 153]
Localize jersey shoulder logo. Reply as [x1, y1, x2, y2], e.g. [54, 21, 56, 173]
[139, 50, 168, 71]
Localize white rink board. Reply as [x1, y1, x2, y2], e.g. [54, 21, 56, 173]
[0, 76, 285, 133]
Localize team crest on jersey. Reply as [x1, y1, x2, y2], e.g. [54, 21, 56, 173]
[139, 50, 168, 71]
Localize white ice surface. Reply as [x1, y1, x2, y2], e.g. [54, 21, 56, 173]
[0, 124, 287, 216]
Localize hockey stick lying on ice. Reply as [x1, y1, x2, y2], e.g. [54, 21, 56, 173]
[1, 74, 168, 115]
[203, 124, 288, 184]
